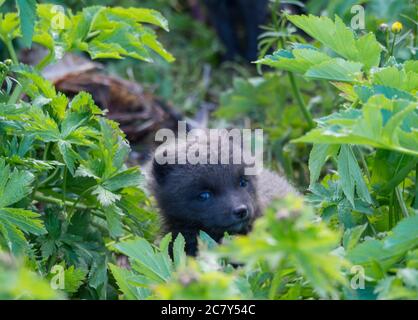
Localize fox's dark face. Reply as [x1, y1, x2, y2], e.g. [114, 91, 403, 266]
[151, 161, 259, 240]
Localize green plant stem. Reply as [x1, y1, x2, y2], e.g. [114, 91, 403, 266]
[62, 169, 68, 214]
[67, 186, 96, 221]
[4, 39, 24, 104]
[378, 158, 418, 194]
[395, 187, 409, 218]
[105, 234, 134, 248]
[277, 31, 315, 130]
[389, 33, 397, 57]
[36, 52, 53, 71]
[5, 39, 18, 64]
[33, 192, 88, 210]
[414, 164, 418, 210]
[33, 192, 123, 226]
[389, 192, 394, 229]
[354, 146, 370, 182]
[43, 143, 51, 161]
[39, 167, 60, 187]
[288, 72, 315, 129]
[7, 85, 23, 104]
[268, 263, 283, 300]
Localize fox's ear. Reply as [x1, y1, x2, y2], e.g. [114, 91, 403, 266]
[152, 159, 173, 185]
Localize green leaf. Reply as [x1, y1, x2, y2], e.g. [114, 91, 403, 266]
[103, 205, 124, 238]
[66, 6, 174, 63]
[305, 59, 363, 82]
[109, 263, 150, 300]
[62, 265, 87, 294]
[384, 215, 418, 253]
[337, 145, 372, 206]
[256, 48, 332, 73]
[372, 66, 418, 94]
[347, 239, 400, 279]
[293, 96, 418, 157]
[173, 233, 186, 269]
[287, 15, 381, 69]
[107, 7, 169, 31]
[0, 160, 34, 208]
[0, 208, 45, 236]
[159, 233, 172, 256]
[113, 238, 172, 283]
[0, 221, 27, 254]
[308, 144, 339, 186]
[57, 141, 78, 175]
[92, 185, 121, 207]
[0, 160, 46, 254]
[102, 167, 142, 191]
[16, 0, 37, 48]
[343, 224, 367, 250]
[0, 13, 19, 42]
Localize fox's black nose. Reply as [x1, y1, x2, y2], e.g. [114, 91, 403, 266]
[232, 205, 249, 220]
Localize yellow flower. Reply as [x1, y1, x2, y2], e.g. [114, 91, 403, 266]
[391, 21, 403, 33]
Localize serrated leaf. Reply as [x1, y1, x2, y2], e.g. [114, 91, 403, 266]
[113, 238, 172, 283]
[16, 0, 37, 48]
[102, 167, 142, 191]
[384, 215, 418, 253]
[92, 185, 121, 207]
[103, 205, 124, 238]
[109, 263, 150, 300]
[337, 145, 371, 206]
[293, 95, 418, 157]
[57, 141, 78, 175]
[305, 59, 363, 82]
[62, 265, 87, 294]
[308, 144, 340, 186]
[0, 160, 34, 208]
[0, 160, 45, 254]
[173, 233, 186, 269]
[288, 14, 381, 69]
[0, 208, 45, 236]
[343, 224, 367, 250]
[0, 13, 19, 41]
[257, 48, 331, 73]
[66, 6, 173, 63]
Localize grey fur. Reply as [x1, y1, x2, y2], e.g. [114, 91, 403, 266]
[145, 135, 297, 255]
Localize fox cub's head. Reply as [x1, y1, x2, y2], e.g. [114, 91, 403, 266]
[147, 136, 260, 240]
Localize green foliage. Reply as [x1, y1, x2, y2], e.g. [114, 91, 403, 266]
[108, 9, 418, 302]
[0, 2, 170, 299]
[1, 1, 417, 301]
[1, 3, 174, 66]
[219, 196, 348, 299]
[16, 0, 37, 48]
[110, 196, 351, 300]
[106, 1, 225, 114]
[254, 12, 418, 299]
[0, 251, 63, 299]
[0, 159, 46, 255]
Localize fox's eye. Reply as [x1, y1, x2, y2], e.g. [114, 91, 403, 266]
[198, 191, 212, 201]
[239, 176, 248, 188]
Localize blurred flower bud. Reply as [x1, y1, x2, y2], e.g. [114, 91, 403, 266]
[379, 23, 388, 32]
[391, 21, 403, 33]
[179, 271, 198, 286]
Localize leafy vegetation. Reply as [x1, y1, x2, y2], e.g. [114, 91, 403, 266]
[0, 0, 417, 300]
[0, 1, 170, 299]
